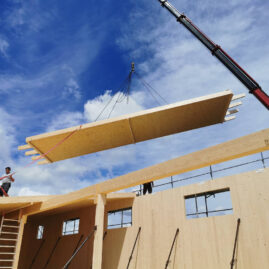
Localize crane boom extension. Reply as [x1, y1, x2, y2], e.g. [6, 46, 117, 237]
[158, 0, 269, 110]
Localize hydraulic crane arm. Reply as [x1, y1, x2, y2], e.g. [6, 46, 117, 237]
[157, 0, 269, 110]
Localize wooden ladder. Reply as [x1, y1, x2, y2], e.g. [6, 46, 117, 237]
[0, 216, 20, 269]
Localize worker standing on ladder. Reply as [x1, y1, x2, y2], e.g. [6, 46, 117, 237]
[0, 167, 15, 197]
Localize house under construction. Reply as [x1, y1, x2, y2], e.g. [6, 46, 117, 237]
[0, 91, 269, 269]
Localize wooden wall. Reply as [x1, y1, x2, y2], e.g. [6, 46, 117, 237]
[102, 168, 269, 269]
[18, 206, 96, 269]
[15, 168, 269, 269]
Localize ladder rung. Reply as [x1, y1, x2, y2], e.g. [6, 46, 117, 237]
[0, 239, 17, 241]
[1, 232, 18, 235]
[2, 225, 19, 229]
[0, 253, 14, 255]
[0, 259, 13, 261]
[0, 267, 13, 269]
[0, 246, 15, 248]
[3, 219, 19, 222]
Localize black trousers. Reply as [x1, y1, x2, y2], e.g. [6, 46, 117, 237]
[143, 182, 152, 195]
[0, 183, 11, 197]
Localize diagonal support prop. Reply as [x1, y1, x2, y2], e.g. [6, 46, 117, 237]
[165, 228, 179, 269]
[230, 218, 241, 269]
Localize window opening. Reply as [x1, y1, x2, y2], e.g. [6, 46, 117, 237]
[37, 225, 44, 239]
[62, 218, 80, 235]
[108, 207, 132, 229]
[185, 188, 233, 219]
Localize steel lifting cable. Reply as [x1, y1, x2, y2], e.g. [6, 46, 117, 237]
[135, 72, 168, 105]
[94, 75, 131, 122]
[107, 92, 127, 119]
[93, 93, 117, 122]
[95, 62, 168, 120]
[107, 63, 136, 117]
[126, 62, 135, 103]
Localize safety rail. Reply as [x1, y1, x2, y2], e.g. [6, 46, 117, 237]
[134, 152, 269, 196]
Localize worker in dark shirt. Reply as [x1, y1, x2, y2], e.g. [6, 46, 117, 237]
[143, 181, 153, 195]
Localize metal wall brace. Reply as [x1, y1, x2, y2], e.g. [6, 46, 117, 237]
[126, 227, 141, 269]
[230, 218, 241, 269]
[165, 228, 179, 269]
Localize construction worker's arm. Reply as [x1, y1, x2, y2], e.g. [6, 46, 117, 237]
[9, 174, 15, 182]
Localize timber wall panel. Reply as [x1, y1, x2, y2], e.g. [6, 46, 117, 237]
[102, 168, 269, 269]
[18, 206, 96, 269]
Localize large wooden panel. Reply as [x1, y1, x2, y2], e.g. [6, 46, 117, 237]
[102, 168, 269, 269]
[19, 91, 233, 163]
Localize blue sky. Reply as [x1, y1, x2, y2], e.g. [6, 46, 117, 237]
[0, 0, 268, 196]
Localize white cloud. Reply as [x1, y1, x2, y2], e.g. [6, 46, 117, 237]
[84, 90, 145, 122]
[5, 2, 55, 33]
[0, 108, 17, 166]
[47, 90, 147, 132]
[47, 111, 84, 132]
[6, 7, 25, 28]
[62, 78, 81, 101]
[17, 187, 47, 197]
[0, 38, 9, 57]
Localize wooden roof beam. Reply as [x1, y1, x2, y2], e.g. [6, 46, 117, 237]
[232, 93, 246, 101]
[38, 160, 51, 165]
[18, 144, 32, 150]
[226, 109, 239, 116]
[25, 149, 38, 156]
[229, 101, 242, 109]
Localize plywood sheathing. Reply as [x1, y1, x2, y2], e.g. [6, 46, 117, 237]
[21, 128, 269, 217]
[19, 91, 234, 163]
